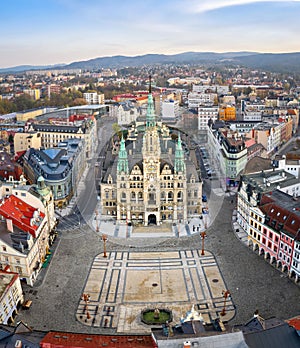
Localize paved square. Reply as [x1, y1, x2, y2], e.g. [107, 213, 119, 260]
[76, 250, 235, 333]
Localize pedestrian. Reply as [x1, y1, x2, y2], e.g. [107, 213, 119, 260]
[197, 226, 199, 232]
[193, 225, 195, 232]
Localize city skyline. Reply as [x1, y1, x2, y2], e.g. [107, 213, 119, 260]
[1, 0, 300, 68]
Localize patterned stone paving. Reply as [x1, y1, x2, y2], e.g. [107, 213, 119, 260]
[76, 250, 235, 333]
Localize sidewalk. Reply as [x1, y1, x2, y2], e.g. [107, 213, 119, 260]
[55, 164, 90, 218]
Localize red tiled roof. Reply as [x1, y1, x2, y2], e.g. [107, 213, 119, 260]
[287, 316, 300, 331]
[0, 195, 45, 238]
[259, 202, 300, 237]
[40, 332, 157, 348]
[245, 138, 256, 148]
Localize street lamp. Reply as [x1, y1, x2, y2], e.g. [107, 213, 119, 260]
[95, 210, 99, 232]
[200, 231, 207, 255]
[101, 234, 108, 258]
[81, 293, 90, 315]
[220, 290, 231, 316]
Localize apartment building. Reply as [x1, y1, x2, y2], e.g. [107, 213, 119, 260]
[198, 106, 219, 130]
[246, 123, 281, 155]
[192, 84, 229, 95]
[246, 190, 300, 282]
[23, 139, 85, 207]
[188, 92, 217, 109]
[14, 131, 42, 154]
[0, 267, 24, 325]
[28, 116, 97, 159]
[219, 105, 236, 121]
[117, 102, 140, 126]
[23, 88, 40, 100]
[83, 92, 105, 105]
[0, 194, 50, 286]
[237, 169, 299, 235]
[161, 99, 179, 122]
[207, 127, 247, 187]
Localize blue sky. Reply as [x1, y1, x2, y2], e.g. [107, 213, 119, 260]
[1, 0, 300, 68]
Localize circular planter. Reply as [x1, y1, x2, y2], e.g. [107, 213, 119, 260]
[141, 308, 172, 325]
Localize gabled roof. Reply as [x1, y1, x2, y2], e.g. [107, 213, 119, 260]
[0, 195, 45, 238]
[259, 191, 300, 237]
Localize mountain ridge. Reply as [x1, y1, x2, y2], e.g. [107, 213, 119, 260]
[1, 51, 300, 73]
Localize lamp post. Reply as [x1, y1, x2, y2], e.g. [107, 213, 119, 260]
[102, 234, 108, 258]
[200, 231, 207, 255]
[95, 210, 99, 232]
[220, 290, 230, 316]
[81, 293, 90, 312]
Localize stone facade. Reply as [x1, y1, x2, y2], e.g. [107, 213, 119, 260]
[100, 91, 202, 226]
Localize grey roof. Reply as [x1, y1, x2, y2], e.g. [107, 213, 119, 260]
[24, 139, 82, 181]
[0, 322, 45, 347]
[156, 331, 248, 348]
[0, 221, 33, 255]
[261, 190, 300, 218]
[243, 157, 273, 174]
[240, 169, 299, 194]
[103, 135, 200, 183]
[243, 322, 300, 348]
[32, 123, 81, 133]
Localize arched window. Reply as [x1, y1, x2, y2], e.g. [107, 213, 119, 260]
[178, 191, 183, 201]
[161, 191, 165, 200]
[131, 192, 136, 200]
[168, 192, 173, 200]
[138, 192, 143, 199]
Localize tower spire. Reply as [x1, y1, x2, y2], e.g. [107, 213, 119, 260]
[146, 75, 156, 127]
[174, 133, 186, 174]
[117, 135, 129, 174]
[149, 75, 152, 94]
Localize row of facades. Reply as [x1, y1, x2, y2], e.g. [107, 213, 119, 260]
[0, 176, 57, 324]
[12, 112, 99, 208]
[236, 166, 300, 282]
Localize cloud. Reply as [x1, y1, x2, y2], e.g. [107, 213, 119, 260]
[187, 0, 300, 13]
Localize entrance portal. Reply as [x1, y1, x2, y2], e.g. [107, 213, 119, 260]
[148, 214, 157, 225]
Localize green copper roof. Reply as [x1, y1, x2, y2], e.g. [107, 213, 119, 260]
[146, 93, 156, 128]
[174, 134, 186, 174]
[117, 136, 129, 174]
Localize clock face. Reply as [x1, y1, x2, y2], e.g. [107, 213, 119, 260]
[148, 164, 156, 172]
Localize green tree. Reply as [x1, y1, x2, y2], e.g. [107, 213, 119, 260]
[112, 122, 121, 136]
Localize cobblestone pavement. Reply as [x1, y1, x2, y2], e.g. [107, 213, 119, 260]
[75, 250, 234, 333]
[16, 195, 300, 333]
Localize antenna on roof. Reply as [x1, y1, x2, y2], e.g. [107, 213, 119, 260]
[149, 75, 152, 94]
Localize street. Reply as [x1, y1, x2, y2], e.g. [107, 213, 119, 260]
[14, 119, 300, 333]
[15, 194, 300, 333]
